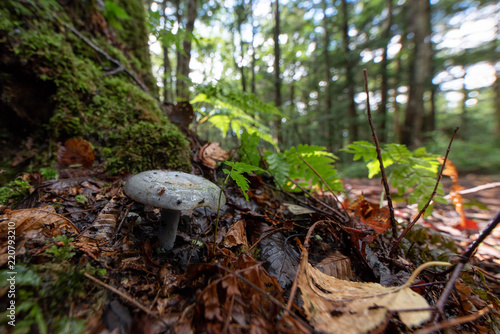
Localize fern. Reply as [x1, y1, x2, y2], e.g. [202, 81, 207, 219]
[344, 141, 447, 213]
[191, 82, 281, 146]
[240, 131, 261, 167]
[282, 145, 342, 193]
[223, 161, 266, 201]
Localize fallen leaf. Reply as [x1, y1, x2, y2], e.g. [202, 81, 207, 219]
[0, 205, 79, 241]
[57, 138, 95, 168]
[224, 220, 248, 248]
[353, 195, 391, 234]
[260, 229, 300, 288]
[200, 142, 229, 169]
[316, 251, 353, 280]
[298, 246, 449, 334]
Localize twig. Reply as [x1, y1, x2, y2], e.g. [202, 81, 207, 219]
[434, 211, 500, 318]
[296, 154, 349, 220]
[444, 182, 500, 199]
[390, 127, 459, 256]
[63, 23, 148, 92]
[286, 220, 328, 313]
[416, 306, 490, 334]
[215, 264, 313, 332]
[363, 69, 397, 238]
[84, 272, 157, 316]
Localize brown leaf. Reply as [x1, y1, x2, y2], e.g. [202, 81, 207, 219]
[0, 205, 79, 241]
[200, 142, 228, 169]
[57, 138, 95, 168]
[316, 251, 353, 280]
[224, 220, 248, 248]
[298, 246, 434, 334]
[353, 195, 391, 234]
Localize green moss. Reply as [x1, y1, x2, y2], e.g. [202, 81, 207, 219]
[103, 121, 191, 174]
[0, 0, 190, 174]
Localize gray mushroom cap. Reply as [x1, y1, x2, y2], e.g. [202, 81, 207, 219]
[124, 170, 225, 211]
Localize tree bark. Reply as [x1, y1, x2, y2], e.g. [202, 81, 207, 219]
[176, 0, 198, 101]
[342, 0, 358, 141]
[250, 0, 256, 95]
[273, 0, 282, 145]
[379, 0, 393, 143]
[402, 0, 432, 148]
[323, 0, 334, 151]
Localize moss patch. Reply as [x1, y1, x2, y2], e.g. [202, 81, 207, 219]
[0, 0, 190, 176]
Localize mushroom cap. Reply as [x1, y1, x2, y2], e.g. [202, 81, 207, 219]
[124, 170, 225, 211]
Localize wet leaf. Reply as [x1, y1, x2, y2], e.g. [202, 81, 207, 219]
[57, 138, 95, 168]
[260, 230, 300, 288]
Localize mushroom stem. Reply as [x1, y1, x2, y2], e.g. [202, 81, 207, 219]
[159, 208, 181, 250]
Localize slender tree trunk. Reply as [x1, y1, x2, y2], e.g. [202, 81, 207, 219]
[496, 66, 500, 137]
[322, 0, 334, 151]
[402, 0, 431, 148]
[342, 0, 358, 141]
[162, 0, 171, 102]
[176, 0, 197, 101]
[460, 71, 467, 139]
[237, 27, 247, 92]
[250, 0, 256, 95]
[273, 0, 282, 144]
[379, 0, 393, 142]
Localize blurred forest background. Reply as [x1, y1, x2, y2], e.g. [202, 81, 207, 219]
[147, 0, 500, 174]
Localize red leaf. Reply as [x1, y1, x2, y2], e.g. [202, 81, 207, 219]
[57, 138, 95, 168]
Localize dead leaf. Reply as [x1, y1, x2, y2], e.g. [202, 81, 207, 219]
[353, 195, 391, 234]
[80, 197, 120, 243]
[57, 138, 95, 168]
[316, 251, 353, 280]
[200, 142, 228, 169]
[0, 205, 78, 239]
[224, 220, 248, 248]
[438, 158, 477, 229]
[260, 229, 300, 288]
[298, 246, 446, 334]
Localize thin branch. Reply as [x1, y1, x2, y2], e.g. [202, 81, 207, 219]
[418, 306, 490, 334]
[390, 127, 459, 256]
[363, 69, 397, 238]
[84, 272, 157, 316]
[296, 154, 349, 220]
[215, 264, 313, 333]
[444, 182, 500, 198]
[63, 23, 149, 92]
[434, 211, 500, 318]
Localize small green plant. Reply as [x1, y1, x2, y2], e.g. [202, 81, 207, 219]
[344, 141, 447, 213]
[75, 194, 89, 205]
[213, 161, 265, 253]
[192, 82, 282, 146]
[39, 167, 58, 180]
[239, 131, 342, 193]
[45, 235, 76, 262]
[0, 179, 31, 206]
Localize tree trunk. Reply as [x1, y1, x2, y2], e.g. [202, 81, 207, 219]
[250, 0, 256, 95]
[379, 0, 393, 143]
[273, 0, 282, 145]
[402, 0, 432, 148]
[323, 0, 334, 151]
[162, 0, 171, 102]
[176, 0, 198, 101]
[342, 0, 358, 142]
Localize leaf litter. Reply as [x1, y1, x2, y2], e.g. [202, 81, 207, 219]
[0, 137, 499, 333]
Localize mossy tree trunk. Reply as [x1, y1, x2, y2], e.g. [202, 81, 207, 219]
[0, 0, 191, 179]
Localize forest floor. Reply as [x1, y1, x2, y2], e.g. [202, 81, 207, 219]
[1, 143, 500, 333]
